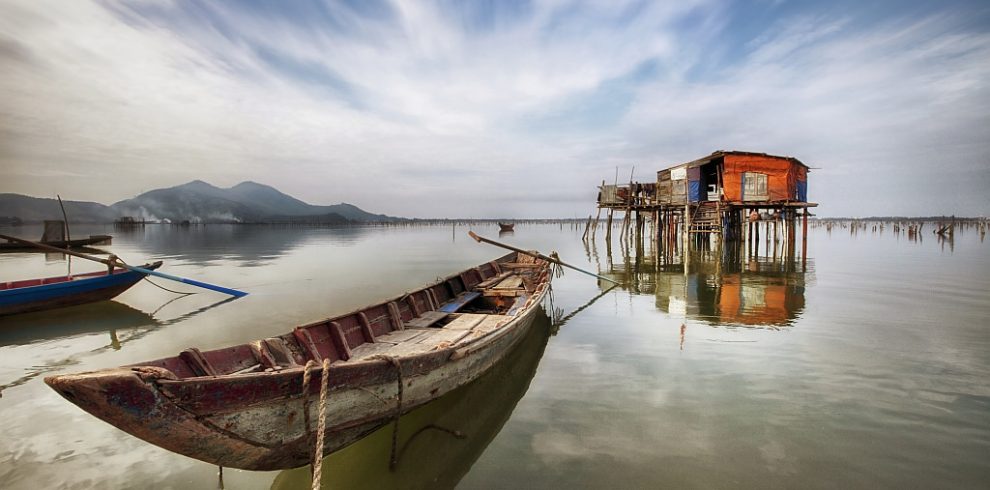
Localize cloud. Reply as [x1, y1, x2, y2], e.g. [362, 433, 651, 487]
[0, 0, 987, 217]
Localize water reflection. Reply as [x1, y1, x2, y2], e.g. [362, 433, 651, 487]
[0, 295, 236, 399]
[271, 310, 552, 490]
[601, 238, 812, 328]
[0, 301, 155, 347]
[117, 225, 371, 266]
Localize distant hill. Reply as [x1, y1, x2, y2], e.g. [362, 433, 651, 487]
[0, 194, 118, 223]
[0, 181, 401, 224]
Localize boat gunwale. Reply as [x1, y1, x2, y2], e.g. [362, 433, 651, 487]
[151, 255, 552, 415]
[0, 261, 163, 292]
[136, 252, 526, 376]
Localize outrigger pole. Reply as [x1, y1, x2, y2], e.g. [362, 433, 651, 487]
[0, 234, 248, 298]
[468, 231, 620, 285]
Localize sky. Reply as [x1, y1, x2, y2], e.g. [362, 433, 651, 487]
[0, 0, 988, 218]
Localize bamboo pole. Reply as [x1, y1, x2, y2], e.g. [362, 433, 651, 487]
[468, 231, 619, 285]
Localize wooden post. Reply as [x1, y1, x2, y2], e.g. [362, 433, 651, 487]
[605, 209, 614, 243]
[802, 208, 809, 271]
[683, 179, 691, 245]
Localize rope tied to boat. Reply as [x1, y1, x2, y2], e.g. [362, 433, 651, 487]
[549, 251, 565, 279]
[311, 358, 331, 490]
[370, 354, 403, 471]
[301, 360, 317, 443]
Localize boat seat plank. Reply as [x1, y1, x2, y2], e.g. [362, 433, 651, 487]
[350, 326, 475, 360]
[417, 328, 471, 345]
[404, 310, 448, 329]
[474, 271, 514, 290]
[481, 289, 526, 297]
[376, 329, 430, 344]
[349, 341, 401, 360]
[442, 313, 488, 330]
[439, 291, 481, 313]
[492, 276, 523, 289]
[464, 315, 507, 339]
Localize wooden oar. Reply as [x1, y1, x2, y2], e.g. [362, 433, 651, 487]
[468, 231, 620, 285]
[0, 234, 248, 297]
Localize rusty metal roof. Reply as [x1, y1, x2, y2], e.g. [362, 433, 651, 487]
[659, 150, 809, 172]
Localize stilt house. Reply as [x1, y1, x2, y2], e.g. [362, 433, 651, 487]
[595, 150, 817, 240]
[657, 151, 809, 205]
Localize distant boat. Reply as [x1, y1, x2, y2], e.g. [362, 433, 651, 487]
[46, 251, 551, 470]
[498, 222, 514, 231]
[0, 220, 111, 252]
[0, 262, 162, 316]
[0, 235, 112, 252]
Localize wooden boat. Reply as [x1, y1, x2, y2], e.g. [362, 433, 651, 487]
[45, 251, 551, 471]
[1, 220, 111, 252]
[0, 234, 112, 252]
[498, 222, 514, 232]
[0, 262, 162, 316]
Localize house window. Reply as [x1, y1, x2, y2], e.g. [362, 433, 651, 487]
[743, 172, 768, 201]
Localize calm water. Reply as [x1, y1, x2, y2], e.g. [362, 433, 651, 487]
[0, 222, 987, 489]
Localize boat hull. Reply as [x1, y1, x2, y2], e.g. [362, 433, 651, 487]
[47, 297, 547, 470]
[46, 251, 552, 470]
[0, 262, 161, 316]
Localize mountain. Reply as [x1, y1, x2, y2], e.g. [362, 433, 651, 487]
[223, 181, 395, 222]
[0, 181, 401, 224]
[0, 194, 117, 223]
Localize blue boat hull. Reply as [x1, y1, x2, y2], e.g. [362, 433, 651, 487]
[0, 262, 162, 316]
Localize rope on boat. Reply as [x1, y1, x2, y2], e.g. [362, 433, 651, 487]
[370, 354, 404, 471]
[549, 251, 565, 279]
[302, 359, 317, 448]
[142, 276, 196, 295]
[311, 358, 331, 490]
[114, 255, 195, 296]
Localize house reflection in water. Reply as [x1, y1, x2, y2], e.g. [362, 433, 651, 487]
[600, 239, 811, 328]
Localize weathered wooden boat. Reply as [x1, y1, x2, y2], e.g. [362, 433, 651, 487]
[0, 262, 162, 316]
[0, 234, 112, 252]
[46, 251, 551, 471]
[498, 222, 514, 232]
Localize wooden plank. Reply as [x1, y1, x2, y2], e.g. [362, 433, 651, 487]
[481, 289, 526, 297]
[442, 313, 487, 330]
[404, 310, 448, 329]
[328, 321, 352, 360]
[374, 340, 443, 358]
[416, 328, 471, 345]
[357, 312, 376, 343]
[349, 341, 400, 360]
[470, 315, 507, 337]
[474, 271, 513, 290]
[493, 276, 523, 289]
[376, 329, 429, 344]
[439, 291, 481, 313]
[292, 328, 323, 361]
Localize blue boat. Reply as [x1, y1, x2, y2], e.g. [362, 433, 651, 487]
[0, 261, 162, 316]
